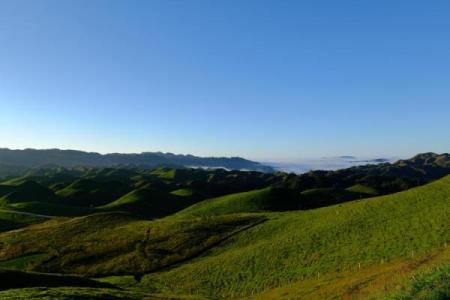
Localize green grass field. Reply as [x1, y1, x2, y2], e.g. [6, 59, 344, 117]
[0, 171, 448, 299]
[140, 175, 450, 299]
[0, 211, 265, 277]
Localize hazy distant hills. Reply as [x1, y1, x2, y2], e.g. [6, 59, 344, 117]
[0, 148, 274, 172]
[395, 152, 450, 168]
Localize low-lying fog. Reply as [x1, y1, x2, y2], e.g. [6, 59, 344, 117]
[266, 156, 397, 174]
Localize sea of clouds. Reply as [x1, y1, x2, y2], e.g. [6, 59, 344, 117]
[266, 156, 397, 174]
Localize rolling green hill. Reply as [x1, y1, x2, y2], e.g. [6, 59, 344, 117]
[56, 179, 131, 206]
[99, 188, 197, 218]
[174, 187, 299, 217]
[0, 181, 56, 205]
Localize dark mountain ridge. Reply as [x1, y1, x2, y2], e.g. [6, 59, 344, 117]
[0, 148, 274, 172]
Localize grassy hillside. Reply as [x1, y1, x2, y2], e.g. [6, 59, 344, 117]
[99, 188, 196, 218]
[175, 187, 299, 217]
[140, 175, 450, 299]
[0, 181, 56, 205]
[175, 186, 374, 217]
[56, 179, 130, 206]
[0, 212, 265, 277]
[346, 184, 379, 195]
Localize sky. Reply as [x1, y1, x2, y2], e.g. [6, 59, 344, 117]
[0, 0, 449, 162]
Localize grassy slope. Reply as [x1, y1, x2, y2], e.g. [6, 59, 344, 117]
[55, 179, 130, 207]
[142, 175, 450, 299]
[0, 269, 148, 300]
[0, 212, 265, 277]
[0, 181, 56, 205]
[174, 187, 298, 217]
[346, 184, 379, 195]
[0, 287, 144, 300]
[99, 188, 195, 218]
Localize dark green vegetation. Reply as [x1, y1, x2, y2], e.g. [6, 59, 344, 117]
[0, 152, 448, 299]
[0, 269, 114, 290]
[0, 210, 47, 232]
[100, 188, 197, 218]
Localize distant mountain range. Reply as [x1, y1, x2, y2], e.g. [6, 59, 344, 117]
[0, 148, 274, 172]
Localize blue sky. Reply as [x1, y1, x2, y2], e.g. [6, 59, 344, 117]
[0, 0, 449, 162]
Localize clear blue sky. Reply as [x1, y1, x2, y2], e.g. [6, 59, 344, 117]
[0, 0, 449, 161]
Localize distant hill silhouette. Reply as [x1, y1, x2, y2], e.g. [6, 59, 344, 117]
[0, 148, 274, 172]
[275, 152, 450, 194]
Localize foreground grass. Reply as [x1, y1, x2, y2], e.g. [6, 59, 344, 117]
[0, 287, 206, 299]
[141, 175, 450, 299]
[0, 287, 148, 299]
[0, 176, 448, 299]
